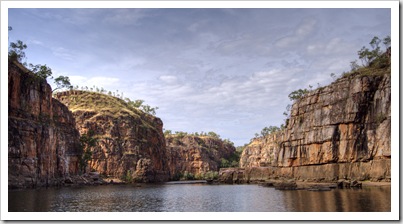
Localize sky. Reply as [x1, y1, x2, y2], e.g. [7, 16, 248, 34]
[7, 6, 391, 146]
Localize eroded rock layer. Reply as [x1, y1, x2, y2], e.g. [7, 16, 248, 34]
[8, 61, 81, 188]
[54, 91, 170, 182]
[239, 71, 391, 182]
[166, 135, 236, 177]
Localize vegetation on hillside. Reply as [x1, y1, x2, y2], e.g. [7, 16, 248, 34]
[251, 35, 391, 145]
[79, 130, 97, 174]
[219, 145, 245, 168]
[172, 170, 220, 181]
[164, 130, 224, 140]
[62, 86, 159, 116]
[57, 90, 160, 133]
[342, 36, 391, 78]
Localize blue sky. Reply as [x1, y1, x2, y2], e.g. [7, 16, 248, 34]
[8, 7, 391, 146]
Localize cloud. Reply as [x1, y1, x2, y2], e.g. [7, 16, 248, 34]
[102, 9, 151, 26]
[275, 17, 317, 48]
[51, 47, 75, 61]
[29, 40, 44, 46]
[296, 18, 317, 36]
[159, 75, 178, 85]
[67, 75, 120, 91]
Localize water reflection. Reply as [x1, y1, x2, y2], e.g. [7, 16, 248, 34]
[8, 184, 390, 212]
[281, 187, 390, 212]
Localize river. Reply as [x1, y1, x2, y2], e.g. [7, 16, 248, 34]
[8, 183, 390, 212]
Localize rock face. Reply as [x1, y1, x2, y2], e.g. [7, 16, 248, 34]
[166, 135, 236, 178]
[239, 70, 391, 182]
[54, 90, 170, 182]
[8, 61, 81, 188]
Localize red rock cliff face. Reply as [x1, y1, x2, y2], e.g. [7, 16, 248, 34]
[54, 91, 170, 182]
[166, 135, 236, 177]
[239, 71, 391, 182]
[8, 61, 81, 188]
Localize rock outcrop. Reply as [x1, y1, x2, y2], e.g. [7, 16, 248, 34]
[166, 135, 236, 178]
[238, 67, 391, 182]
[8, 61, 81, 188]
[54, 91, 170, 182]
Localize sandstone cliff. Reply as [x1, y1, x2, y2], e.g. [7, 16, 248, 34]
[8, 61, 81, 188]
[54, 91, 170, 182]
[166, 135, 236, 179]
[237, 62, 391, 182]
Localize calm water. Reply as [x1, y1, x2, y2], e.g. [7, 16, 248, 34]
[8, 184, 390, 212]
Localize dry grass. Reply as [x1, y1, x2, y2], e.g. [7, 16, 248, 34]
[56, 90, 157, 130]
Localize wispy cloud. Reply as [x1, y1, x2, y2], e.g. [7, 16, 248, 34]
[275, 17, 318, 48]
[51, 47, 75, 61]
[102, 9, 151, 26]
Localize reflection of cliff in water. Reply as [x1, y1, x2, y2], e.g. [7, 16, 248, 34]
[9, 185, 390, 212]
[281, 186, 391, 212]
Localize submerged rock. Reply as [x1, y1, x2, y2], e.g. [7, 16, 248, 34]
[273, 180, 297, 190]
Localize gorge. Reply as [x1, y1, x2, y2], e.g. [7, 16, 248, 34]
[8, 49, 391, 188]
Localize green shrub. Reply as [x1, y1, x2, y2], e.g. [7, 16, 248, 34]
[181, 171, 195, 180]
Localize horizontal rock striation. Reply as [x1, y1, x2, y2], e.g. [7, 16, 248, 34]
[54, 91, 170, 182]
[239, 70, 391, 182]
[8, 61, 81, 188]
[166, 135, 236, 178]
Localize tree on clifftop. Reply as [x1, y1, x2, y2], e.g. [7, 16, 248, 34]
[53, 75, 73, 92]
[8, 40, 27, 64]
[8, 27, 73, 92]
[288, 88, 309, 101]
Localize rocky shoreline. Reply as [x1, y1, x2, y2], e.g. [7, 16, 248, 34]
[9, 170, 390, 190]
[255, 179, 382, 191]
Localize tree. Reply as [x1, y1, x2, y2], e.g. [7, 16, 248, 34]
[207, 131, 220, 139]
[164, 129, 172, 135]
[357, 36, 390, 67]
[220, 158, 230, 168]
[79, 130, 97, 174]
[8, 35, 76, 94]
[350, 60, 360, 72]
[383, 36, 391, 48]
[8, 40, 27, 63]
[260, 125, 280, 137]
[28, 63, 53, 80]
[288, 88, 309, 101]
[53, 75, 73, 92]
[140, 104, 158, 116]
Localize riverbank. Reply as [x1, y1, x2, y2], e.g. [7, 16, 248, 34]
[254, 178, 390, 191]
[9, 170, 390, 190]
[165, 180, 208, 184]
